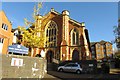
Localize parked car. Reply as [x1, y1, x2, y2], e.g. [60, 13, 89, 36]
[58, 63, 82, 74]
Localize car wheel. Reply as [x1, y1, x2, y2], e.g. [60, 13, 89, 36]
[76, 70, 81, 74]
[59, 68, 63, 72]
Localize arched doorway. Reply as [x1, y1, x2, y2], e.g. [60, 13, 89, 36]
[46, 50, 54, 63]
[72, 50, 79, 61]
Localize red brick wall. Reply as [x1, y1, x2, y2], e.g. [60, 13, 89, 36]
[28, 11, 90, 61]
[0, 11, 13, 54]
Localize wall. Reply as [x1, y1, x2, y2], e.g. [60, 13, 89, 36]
[0, 11, 13, 54]
[95, 43, 104, 60]
[105, 42, 113, 57]
[1, 54, 47, 79]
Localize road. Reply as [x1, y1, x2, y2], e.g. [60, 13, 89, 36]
[42, 63, 120, 80]
[45, 70, 120, 80]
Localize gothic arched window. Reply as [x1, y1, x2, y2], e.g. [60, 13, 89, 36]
[71, 28, 79, 45]
[45, 20, 58, 47]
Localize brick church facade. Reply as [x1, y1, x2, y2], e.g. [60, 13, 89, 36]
[32, 8, 91, 61]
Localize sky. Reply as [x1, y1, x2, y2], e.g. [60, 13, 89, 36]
[1, 2, 119, 48]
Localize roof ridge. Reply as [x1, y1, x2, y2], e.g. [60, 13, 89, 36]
[43, 8, 82, 27]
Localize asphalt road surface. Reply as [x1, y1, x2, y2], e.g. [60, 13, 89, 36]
[46, 70, 120, 80]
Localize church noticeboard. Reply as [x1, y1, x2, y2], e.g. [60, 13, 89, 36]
[8, 44, 28, 54]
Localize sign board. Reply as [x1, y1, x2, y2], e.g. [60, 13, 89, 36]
[8, 44, 28, 54]
[89, 64, 93, 67]
[11, 58, 23, 67]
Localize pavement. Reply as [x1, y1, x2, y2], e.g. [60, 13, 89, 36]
[110, 68, 120, 74]
[41, 73, 61, 80]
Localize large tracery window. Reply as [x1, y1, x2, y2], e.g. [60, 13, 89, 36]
[45, 20, 57, 47]
[71, 28, 79, 45]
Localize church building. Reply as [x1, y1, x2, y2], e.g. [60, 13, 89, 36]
[31, 8, 91, 62]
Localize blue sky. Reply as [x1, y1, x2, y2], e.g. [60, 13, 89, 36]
[2, 2, 118, 47]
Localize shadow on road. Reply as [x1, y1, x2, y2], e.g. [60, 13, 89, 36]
[46, 62, 120, 80]
[47, 70, 120, 80]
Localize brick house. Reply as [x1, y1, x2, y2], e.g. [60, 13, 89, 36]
[30, 8, 91, 62]
[91, 40, 113, 60]
[0, 11, 13, 54]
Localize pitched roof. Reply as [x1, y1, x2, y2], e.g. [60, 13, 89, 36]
[43, 8, 82, 27]
[11, 28, 18, 32]
[99, 40, 106, 45]
[0, 10, 12, 26]
[90, 40, 112, 46]
[90, 42, 97, 46]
